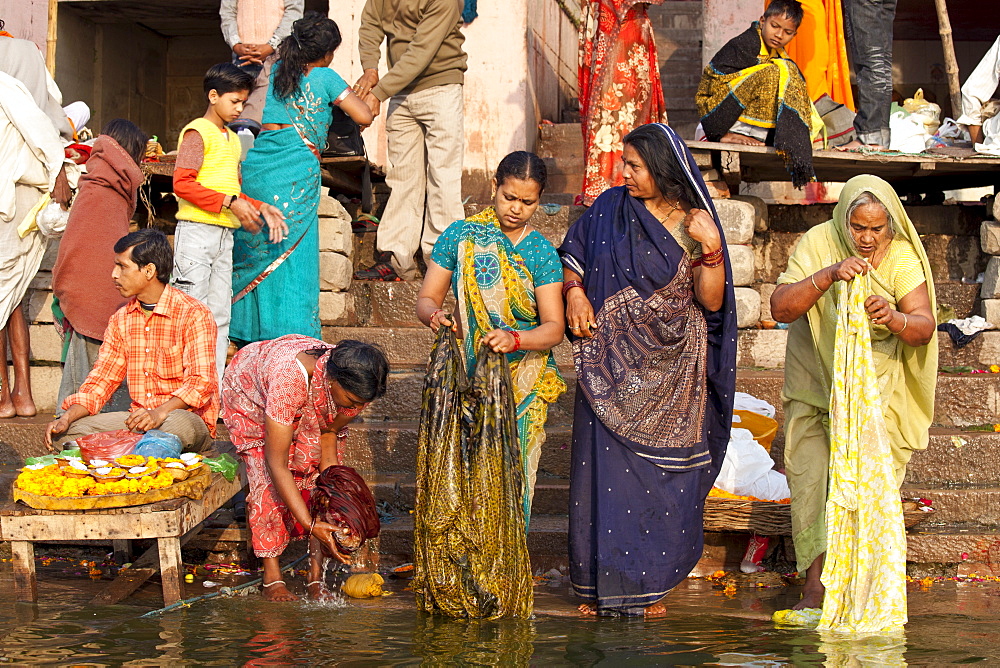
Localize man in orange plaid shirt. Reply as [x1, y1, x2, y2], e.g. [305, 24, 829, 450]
[45, 229, 219, 452]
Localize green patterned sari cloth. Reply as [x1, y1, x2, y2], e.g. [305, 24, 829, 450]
[452, 207, 566, 523]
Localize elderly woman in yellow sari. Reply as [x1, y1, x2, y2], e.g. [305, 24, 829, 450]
[770, 174, 937, 613]
[416, 151, 567, 523]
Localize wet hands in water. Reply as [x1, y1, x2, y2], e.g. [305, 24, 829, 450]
[865, 295, 895, 326]
[312, 520, 352, 564]
[827, 257, 870, 282]
[683, 208, 721, 247]
[482, 329, 518, 353]
[566, 291, 597, 339]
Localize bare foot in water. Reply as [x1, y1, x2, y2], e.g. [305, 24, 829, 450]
[792, 581, 824, 610]
[645, 602, 667, 616]
[262, 581, 298, 602]
[834, 139, 888, 152]
[578, 602, 598, 616]
[720, 132, 765, 146]
[307, 581, 330, 601]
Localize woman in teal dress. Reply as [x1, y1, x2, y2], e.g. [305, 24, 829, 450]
[415, 151, 567, 523]
[232, 12, 372, 344]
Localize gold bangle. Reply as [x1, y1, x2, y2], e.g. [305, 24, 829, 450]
[810, 273, 826, 293]
[892, 312, 908, 334]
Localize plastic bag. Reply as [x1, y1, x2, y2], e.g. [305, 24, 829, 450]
[889, 110, 930, 153]
[77, 429, 142, 462]
[36, 201, 70, 238]
[134, 429, 182, 459]
[716, 428, 791, 501]
[205, 453, 239, 482]
[903, 88, 941, 135]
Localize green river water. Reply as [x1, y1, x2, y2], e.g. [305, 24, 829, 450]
[2, 560, 998, 666]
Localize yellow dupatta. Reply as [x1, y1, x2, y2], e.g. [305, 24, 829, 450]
[818, 271, 908, 634]
[779, 175, 937, 456]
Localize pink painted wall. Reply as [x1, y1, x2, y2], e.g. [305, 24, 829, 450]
[701, 0, 760, 67]
[0, 0, 49, 50]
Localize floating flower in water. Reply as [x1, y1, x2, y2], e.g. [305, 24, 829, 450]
[990, 365, 1000, 373]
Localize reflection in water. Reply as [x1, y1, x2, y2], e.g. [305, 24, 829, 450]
[1, 572, 1000, 665]
[817, 631, 908, 667]
[411, 614, 536, 666]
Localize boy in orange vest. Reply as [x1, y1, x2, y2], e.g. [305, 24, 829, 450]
[172, 63, 287, 381]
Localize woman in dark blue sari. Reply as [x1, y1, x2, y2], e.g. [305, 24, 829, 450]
[559, 123, 736, 616]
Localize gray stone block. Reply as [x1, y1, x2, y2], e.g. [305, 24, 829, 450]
[982, 298, 1000, 325]
[994, 195, 1000, 222]
[319, 291, 353, 325]
[734, 287, 761, 328]
[319, 215, 352, 254]
[730, 194, 768, 232]
[982, 220, 1000, 255]
[729, 244, 755, 286]
[318, 192, 351, 221]
[713, 199, 755, 244]
[320, 252, 352, 291]
[982, 256, 1000, 298]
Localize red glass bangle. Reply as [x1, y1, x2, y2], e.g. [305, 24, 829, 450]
[510, 330, 521, 352]
[562, 280, 585, 297]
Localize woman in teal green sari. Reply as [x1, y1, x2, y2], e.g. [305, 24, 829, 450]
[232, 13, 372, 344]
[415, 151, 567, 522]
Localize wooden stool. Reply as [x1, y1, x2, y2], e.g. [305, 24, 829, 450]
[0, 471, 242, 606]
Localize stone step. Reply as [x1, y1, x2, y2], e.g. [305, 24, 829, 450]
[377, 513, 1000, 568]
[325, 325, 1000, 373]
[368, 472, 570, 516]
[378, 514, 569, 559]
[344, 422, 1000, 486]
[902, 486, 1000, 527]
[357, 366, 1000, 428]
[365, 468, 1000, 526]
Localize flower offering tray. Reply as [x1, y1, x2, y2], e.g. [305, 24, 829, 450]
[12, 466, 211, 511]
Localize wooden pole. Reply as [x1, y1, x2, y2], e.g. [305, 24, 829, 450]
[934, 0, 962, 117]
[45, 0, 57, 76]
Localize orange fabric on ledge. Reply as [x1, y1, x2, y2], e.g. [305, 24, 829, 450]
[764, 0, 855, 110]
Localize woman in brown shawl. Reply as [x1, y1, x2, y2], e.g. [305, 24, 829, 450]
[53, 119, 148, 413]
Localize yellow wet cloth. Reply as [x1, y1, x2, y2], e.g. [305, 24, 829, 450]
[817, 271, 907, 635]
[342, 573, 384, 598]
[778, 175, 937, 575]
[773, 607, 822, 627]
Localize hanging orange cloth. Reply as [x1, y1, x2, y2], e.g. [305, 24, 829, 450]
[764, 0, 854, 110]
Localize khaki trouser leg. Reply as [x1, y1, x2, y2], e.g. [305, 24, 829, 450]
[54, 409, 212, 453]
[377, 84, 465, 281]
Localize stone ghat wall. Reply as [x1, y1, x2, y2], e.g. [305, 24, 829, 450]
[13, 189, 991, 411]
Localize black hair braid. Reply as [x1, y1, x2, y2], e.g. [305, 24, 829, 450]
[274, 11, 343, 100]
[494, 151, 548, 192]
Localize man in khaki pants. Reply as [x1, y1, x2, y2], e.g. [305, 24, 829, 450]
[352, 0, 467, 282]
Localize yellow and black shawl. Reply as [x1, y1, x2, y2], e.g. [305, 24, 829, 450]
[696, 22, 819, 187]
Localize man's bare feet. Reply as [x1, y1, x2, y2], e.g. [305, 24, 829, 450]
[720, 132, 765, 146]
[578, 602, 598, 616]
[834, 139, 888, 152]
[12, 392, 36, 417]
[262, 580, 298, 602]
[0, 399, 15, 419]
[644, 601, 667, 616]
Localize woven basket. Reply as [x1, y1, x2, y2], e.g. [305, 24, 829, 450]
[703, 497, 792, 535]
[703, 497, 934, 535]
[903, 507, 934, 529]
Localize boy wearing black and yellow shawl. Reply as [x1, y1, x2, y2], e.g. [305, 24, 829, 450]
[695, 0, 821, 187]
